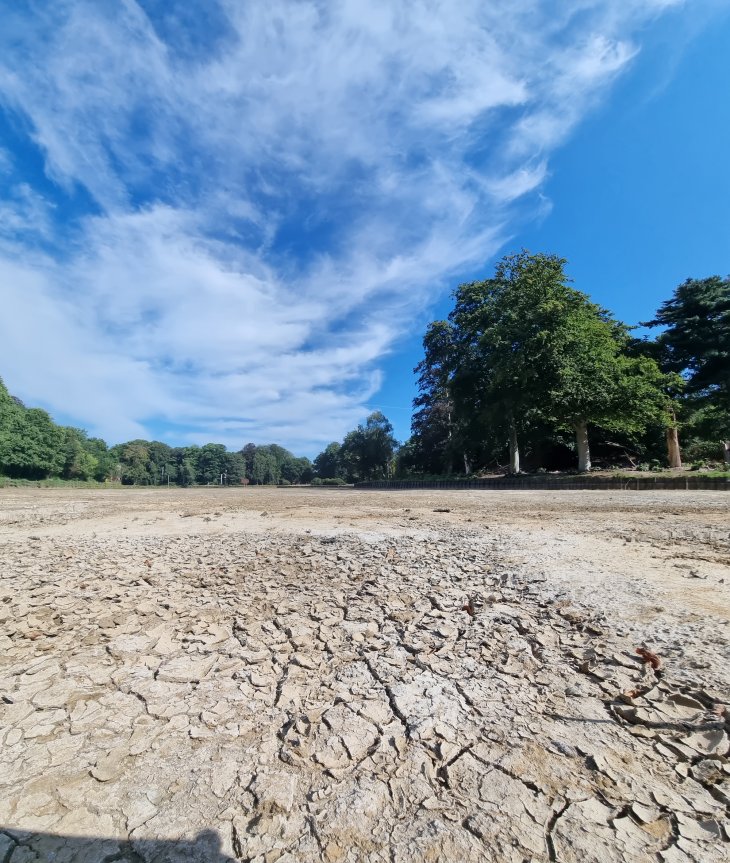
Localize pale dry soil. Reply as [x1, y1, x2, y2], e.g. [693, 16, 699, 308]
[0, 487, 728, 863]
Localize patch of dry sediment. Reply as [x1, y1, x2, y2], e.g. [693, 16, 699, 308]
[1, 525, 728, 862]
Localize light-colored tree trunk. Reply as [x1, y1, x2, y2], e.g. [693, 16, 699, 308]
[666, 426, 682, 469]
[463, 453, 471, 475]
[666, 406, 682, 469]
[724, 441, 730, 465]
[575, 420, 591, 472]
[508, 416, 520, 474]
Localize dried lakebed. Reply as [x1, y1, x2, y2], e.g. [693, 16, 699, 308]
[0, 488, 728, 862]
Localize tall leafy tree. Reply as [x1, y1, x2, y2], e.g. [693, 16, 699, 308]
[1, 379, 66, 478]
[447, 252, 575, 472]
[432, 251, 672, 473]
[411, 321, 471, 475]
[146, 441, 175, 484]
[195, 443, 228, 484]
[84, 437, 117, 481]
[281, 455, 313, 484]
[313, 442, 342, 479]
[545, 310, 671, 472]
[0, 377, 24, 476]
[113, 441, 152, 485]
[61, 428, 98, 480]
[240, 443, 258, 482]
[340, 412, 398, 481]
[224, 451, 246, 484]
[251, 448, 279, 484]
[645, 276, 730, 463]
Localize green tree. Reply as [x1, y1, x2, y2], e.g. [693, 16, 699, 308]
[195, 443, 228, 484]
[410, 320, 479, 475]
[645, 276, 730, 463]
[0, 379, 67, 478]
[145, 441, 175, 485]
[439, 251, 671, 473]
[61, 428, 98, 480]
[280, 455, 313, 484]
[340, 412, 398, 482]
[447, 253, 572, 472]
[178, 453, 198, 486]
[113, 441, 152, 485]
[0, 377, 24, 476]
[313, 442, 342, 479]
[252, 448, 279, 484]
[543, 303, 672, 472]
[1, 407, 65, 479]
[224, 451, 246, 484]
[84, 437, 117, 481]
[240, 443, 257, 482]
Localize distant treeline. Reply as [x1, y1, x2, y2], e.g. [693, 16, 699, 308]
[0, 381, 314, 485]
[0, 377, 399, 486]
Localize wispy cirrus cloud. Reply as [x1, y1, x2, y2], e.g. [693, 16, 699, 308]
[0, 0, 697, 451]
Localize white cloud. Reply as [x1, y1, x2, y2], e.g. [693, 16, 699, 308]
[0, 0, 708, 452]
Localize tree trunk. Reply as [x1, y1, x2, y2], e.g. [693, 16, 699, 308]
[575, 420, 591, 472]
[666, 426, 682, 469]
[508, 416, 520, 475]
[724, 441, 730, 465]
[463, 453, 471, 476]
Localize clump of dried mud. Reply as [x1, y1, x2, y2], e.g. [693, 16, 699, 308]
[0, 488, 728, 862]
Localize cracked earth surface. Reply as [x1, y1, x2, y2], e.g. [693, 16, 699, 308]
[0, 487, 728, 862]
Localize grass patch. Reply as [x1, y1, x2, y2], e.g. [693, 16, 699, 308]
[0, 477, 123, 489]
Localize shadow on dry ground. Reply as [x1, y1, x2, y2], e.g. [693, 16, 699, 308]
[0, 828, 235, 862]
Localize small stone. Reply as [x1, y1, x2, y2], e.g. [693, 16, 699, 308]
[550, 740, 579, 758]
[157, 654, 216, 683]
[91, 748, 128, 782]
[5, 727, 23, 746]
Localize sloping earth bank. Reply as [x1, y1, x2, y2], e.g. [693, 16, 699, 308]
[0, 488, 728, 862]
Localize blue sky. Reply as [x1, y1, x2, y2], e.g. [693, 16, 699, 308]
[1, 1, 728, 456]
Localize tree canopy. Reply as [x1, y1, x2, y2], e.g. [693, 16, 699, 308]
[644, 276, 730, 463]
[403, 251, 693, 475]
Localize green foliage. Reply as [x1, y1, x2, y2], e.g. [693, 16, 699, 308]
[339, 412, 398, 482]
[408, 322, 471, 475]
[313, 442, 342, 479]
[647, 275, 729, 398]
[238, 443, 312, 485]
[251, 448, 279, 484]
[178, 454, 198, 487]
[61, 428, 99, 480]
[0, 379, 66, 479]
[409, 251, 678, 475]
[312, 476, 346, 486]
[645, 275, 730, 457]
[225, 451, 247, 484]
[196, 443, 228, 484]
[0, 376, 312, 486]
[314, 414, 398, 483]
[0, 476, 121, 488]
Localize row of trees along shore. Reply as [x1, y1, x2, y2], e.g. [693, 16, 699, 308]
[0, 387, 317, 486]
[398, 251, 729, 476]
[1, 250, 727, 483]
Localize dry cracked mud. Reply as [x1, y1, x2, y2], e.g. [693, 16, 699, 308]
[0, 487, 728, 862]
